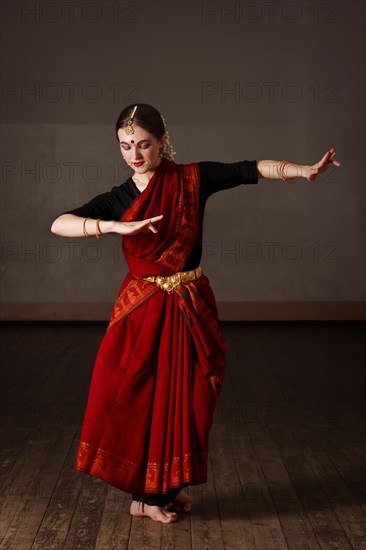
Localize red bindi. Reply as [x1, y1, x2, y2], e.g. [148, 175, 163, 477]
[130, 140, 134, 143]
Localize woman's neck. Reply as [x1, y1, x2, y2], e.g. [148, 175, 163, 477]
[132, 157, 162, 187]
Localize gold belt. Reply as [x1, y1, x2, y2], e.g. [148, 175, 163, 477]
[142, 266, 203, 293]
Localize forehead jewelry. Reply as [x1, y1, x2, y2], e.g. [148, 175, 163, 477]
[125, 105, 138, 135]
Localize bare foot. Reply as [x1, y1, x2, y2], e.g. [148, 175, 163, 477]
[165, 491, 192, 513]
[130, 500, 178, 523]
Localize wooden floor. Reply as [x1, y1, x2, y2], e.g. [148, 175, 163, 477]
[0, 321, 365, 550]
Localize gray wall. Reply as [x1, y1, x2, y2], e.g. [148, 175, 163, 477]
[1, 0, 364, 319]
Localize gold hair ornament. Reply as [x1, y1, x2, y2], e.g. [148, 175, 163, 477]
[125, 105, 138, 135]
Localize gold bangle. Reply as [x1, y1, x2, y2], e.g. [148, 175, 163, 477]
[83, 217, 92, 237]
[95, 219, 104, 240]
[277, 160, 288, 180]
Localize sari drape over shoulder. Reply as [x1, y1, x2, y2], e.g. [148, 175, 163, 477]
[75, 158, 229, 494]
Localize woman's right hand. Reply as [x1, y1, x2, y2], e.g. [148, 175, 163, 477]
[50, 213, 164, 238]
[113, 214, 164, 235]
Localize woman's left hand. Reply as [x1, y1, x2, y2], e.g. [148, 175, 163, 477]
[305, 148, 341, 181]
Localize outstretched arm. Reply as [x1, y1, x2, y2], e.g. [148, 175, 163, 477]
[256, 148, 341, 182]
[50, 213, 164, 237]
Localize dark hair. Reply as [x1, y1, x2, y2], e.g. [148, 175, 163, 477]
[115, 103, 165, 142]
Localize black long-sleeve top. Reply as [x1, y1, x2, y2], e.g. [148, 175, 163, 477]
[60, 160, 258, 270]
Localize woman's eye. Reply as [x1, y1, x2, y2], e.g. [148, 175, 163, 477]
[121, 145, 150, 150]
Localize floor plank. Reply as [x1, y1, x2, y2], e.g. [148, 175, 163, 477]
[0, 321, 365, 549]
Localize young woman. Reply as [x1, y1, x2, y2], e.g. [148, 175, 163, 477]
[51, 103, 340, 524]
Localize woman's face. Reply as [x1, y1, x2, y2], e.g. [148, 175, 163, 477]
[117, 125, 166, 174]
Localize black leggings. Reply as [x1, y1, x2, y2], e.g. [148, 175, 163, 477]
[132, 487, 182, 506]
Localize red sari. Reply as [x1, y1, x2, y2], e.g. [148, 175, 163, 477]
[75, 158, 228, 494]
